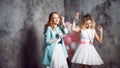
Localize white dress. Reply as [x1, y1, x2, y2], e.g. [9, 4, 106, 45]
[47, 40, 68, 68]
[47, 27, 68, 68]
[46, 27, 68, 68]
[71, 29, 104, 65]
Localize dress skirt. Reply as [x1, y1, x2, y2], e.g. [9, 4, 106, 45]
[48, 43, 68, 68]
[71, 44, 104, 65]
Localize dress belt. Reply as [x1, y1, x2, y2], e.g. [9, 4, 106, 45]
[80, 41, 93, 45]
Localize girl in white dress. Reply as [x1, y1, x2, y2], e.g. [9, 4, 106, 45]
[71, 14, 104, 68]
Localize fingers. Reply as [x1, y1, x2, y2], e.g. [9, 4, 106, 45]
[75, 12, 80, 19]
[58, 32, 62, 36]
[98, 25, 103, 29]
[61, 16, 64, 19]
[97, 25, 103, 32]
[60, 16, 66, 28]
[60, 16, 65, 23]
[61, 16, 64, 21]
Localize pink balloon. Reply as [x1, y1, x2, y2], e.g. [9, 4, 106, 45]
[70, 32, 80, 43]
[63, 33, 73, 46]
[63, 31, 80, 61]
[65, 21, 71, 27]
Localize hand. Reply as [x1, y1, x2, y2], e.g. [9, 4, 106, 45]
[61, 16, 64, 22]
[56, 32, 63, 39]
[75, 12, 80, 19]
[61, 16, 66, 28]
[58, 32, 63, 37]
[97, 24, 103, 32]
[61, 16, 65, 25]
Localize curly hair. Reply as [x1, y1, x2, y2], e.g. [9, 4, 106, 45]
[79, 14, 96, 29]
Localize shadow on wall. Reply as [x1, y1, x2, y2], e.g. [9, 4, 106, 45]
[21, 26, 39, 68]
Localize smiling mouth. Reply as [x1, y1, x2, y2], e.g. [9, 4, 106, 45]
[86, 26, 91, 28]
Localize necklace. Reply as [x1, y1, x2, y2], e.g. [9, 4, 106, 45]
[86, 29, 93, 44]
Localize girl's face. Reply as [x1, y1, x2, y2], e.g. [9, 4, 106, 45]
[86, 20, 92, 29]
[52, 14, 60, 25]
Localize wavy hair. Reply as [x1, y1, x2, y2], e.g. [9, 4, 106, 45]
[79, 14, 96, 29]
[44, 12, 62, 34]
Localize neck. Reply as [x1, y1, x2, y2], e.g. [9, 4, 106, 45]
[86, 27, 91, 29]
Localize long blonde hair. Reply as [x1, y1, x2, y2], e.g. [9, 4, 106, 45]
[79, 14, 96, 29]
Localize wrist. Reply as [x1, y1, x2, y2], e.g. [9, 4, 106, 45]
[100, 30, 103, 33]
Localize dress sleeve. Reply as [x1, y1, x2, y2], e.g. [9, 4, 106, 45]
[45, 27, 52, 45]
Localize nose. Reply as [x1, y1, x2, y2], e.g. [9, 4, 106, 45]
[54, 18, 57, 22]
[86, 24, 89, 27]
[86, 24, 91, 28]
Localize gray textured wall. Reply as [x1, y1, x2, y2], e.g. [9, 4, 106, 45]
[0, 0, 120, 68]
[65, 0, 120, 68]
[0, 0, 64, 68]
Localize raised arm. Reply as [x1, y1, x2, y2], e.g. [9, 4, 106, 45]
[72, 21, 80, 32]
[72, 12, 81, 32]
[94, 25, 103, 43]
[61, 16, 68, 34]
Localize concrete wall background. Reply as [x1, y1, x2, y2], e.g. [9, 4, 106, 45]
[0, 0, 64, 68]
[0, 0, 120, 68]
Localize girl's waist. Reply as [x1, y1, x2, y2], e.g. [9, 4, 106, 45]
[79, 40, 93, 45]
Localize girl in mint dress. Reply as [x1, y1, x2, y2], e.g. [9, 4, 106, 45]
[42, 12, 68, 68]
